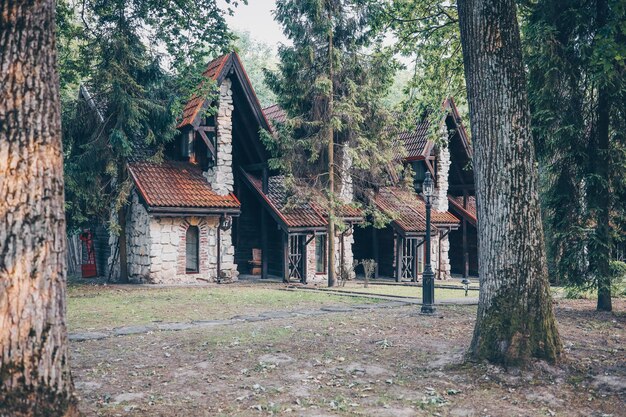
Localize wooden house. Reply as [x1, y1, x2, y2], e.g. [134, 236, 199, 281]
[108, 52, 360, 284]
[352, 99, 478, 281]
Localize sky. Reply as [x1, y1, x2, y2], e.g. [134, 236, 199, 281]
[223, 1, 288, 50]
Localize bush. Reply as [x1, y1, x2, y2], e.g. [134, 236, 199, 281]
[610, 261, 626, 297]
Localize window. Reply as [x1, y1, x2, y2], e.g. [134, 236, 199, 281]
[315, 235, 327, 274]
[186, 226, 199, 273]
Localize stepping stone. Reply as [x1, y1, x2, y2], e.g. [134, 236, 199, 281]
[320, 306, 354, 313]
[156, 322, 194, 331]
[193, 319, 231, 327]
[291, 309, 328, 316]
[231, 315, 270, 322]
[374, 301, 409, 308]
[350, 304, 377, 310]
[113, 325, 155, 336]
[69, 331, 109, 341]
[260, 311, 296, 319]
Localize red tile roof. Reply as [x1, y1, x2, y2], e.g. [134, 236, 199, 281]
[242, 171, 362, 229]
[374, 187, 459, 234]
[399, 120, 431, 160]
[262, 104, 288, 128]
[448, 195, 477, 225]
[128, 160, 240, 209]
[177, 54, 231, 128]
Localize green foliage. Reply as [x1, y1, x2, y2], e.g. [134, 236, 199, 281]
[370, 0, 466, 120]
[523, 0, 626, 290]
[610, 261, 626, 296]
[59, 0, 237, 231]
[232, 31, 278, 107]
[264, 0, 404, 218]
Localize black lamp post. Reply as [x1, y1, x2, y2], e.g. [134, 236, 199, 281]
[421, 172, 436, 314]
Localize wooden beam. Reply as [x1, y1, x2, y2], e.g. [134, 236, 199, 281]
[395, 233, 402, 282]
[282, 232, 289, 283]
[301, 235, 308, 284]
[412, 237, 418, 282]
[197, 126, 215, 132]
[261, 210, 268, 279]
[463, 220, 469, 279]
[197, 129, 216, 157]
[372, 227, 379, 279]
[424, 158, 435, 178]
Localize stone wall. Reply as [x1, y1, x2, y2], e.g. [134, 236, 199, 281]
[126, 192, 151, 282]
[438, 233, 451, 280]
[148, 216, 214, 284]
[304, 233, 355, 284]
[108, 193, 239, 284]
[205, 77, 234, 196]
[433, 128, 450, 212]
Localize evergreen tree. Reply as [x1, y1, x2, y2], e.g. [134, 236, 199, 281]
[265, 0, 402, 287]
[60, 0, 236, 281]
[524, 0, 626, 310]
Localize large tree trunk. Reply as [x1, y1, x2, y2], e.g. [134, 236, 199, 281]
[591, 0, 612, 312]
[457, 0, 562, 364]
[0, 0, 79, 415]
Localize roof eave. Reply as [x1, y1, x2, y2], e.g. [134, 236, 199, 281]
[146, 206, 241, 217]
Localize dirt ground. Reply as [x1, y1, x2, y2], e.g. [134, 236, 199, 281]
[70, 298, 625, 417]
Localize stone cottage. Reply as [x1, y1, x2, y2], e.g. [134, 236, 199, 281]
[108, 52, 359, 284]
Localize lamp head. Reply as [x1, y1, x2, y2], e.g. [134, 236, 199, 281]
[423, 172, 434, 198]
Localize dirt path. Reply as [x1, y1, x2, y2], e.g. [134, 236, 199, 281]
[70, 299, 624, 416]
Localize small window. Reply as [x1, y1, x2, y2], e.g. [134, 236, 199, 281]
[315, 235, 327, 274]
[186, 226, 199, 273]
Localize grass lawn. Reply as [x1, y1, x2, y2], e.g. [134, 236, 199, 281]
[318, 282, 474, 300]
[67, 283, 380, 331]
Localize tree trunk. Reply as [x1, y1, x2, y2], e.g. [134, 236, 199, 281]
[0, 0, 79, 415]
[327, 20, 336, 288]
[457, 0, 562, 364]
[592, 0, 612, 312]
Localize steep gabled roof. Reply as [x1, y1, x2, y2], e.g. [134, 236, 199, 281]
[128, 160, 240, 211]
[177, 52, 272, 133]
[373, 187, 459, 236]
[241, 170, 363, 231]
[448, 195, 477, 226]
[262, 104, 288, 127]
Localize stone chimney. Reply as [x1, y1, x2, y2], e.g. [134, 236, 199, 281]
[433, 126, 450, 212]
[204, 78, 234, 196]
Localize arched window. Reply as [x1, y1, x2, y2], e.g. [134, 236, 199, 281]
[186, 226, 199, 273]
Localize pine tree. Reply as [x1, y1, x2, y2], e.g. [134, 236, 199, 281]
[524, 0, 626, 311]
[265, 0, 402, 287]
[60, 0, 236, 281]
